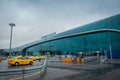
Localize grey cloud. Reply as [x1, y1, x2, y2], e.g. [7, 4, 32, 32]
[0, 0, 120, 49]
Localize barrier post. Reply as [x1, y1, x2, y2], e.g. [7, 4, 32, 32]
[77, 58, 80, 64]
[0, 58, 2, 62]
[22, 69, 25, 80]
[39, 69, 42, 78]
[81, 58, 85, 64]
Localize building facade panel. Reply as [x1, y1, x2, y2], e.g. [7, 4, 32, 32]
[25, 14, 120, 58]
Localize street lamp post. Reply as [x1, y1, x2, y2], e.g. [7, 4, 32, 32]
[107, 20, 112, 59]
[107, 29, 112, 59]
[9, 23, 15, 56]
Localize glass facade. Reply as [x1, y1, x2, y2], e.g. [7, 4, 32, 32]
[25, 14, 120, 58]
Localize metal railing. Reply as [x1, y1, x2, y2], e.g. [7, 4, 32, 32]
[0, 57, 47, 80]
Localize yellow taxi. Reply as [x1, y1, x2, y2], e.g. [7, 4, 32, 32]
[29, 56, 37, 61]
[38, 55, 45, 60]
[8, 56, 34, 66]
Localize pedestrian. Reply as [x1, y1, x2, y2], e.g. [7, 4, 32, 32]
[73, 56, 77, 64]
[81, 56, 85, 64]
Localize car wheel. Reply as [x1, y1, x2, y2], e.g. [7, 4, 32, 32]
[29, 61, 33, 65]
[15, 62, 19, 66]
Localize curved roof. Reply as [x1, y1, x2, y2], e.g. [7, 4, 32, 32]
[49, 14, 120, 39]
[20, 14, 120, 51]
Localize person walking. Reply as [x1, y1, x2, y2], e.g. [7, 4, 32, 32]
[73, 56, 77, 64]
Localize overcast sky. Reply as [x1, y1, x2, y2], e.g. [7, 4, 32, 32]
[0, 0, 120, 49]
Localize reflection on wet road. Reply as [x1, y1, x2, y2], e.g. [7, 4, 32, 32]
[46, 61, 120, 80]
[41, 67, 79, 80]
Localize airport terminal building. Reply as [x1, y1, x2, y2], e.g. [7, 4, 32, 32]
[23, 14, 120, 58]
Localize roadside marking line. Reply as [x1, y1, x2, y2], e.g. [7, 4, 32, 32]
[10, 71, 41, 80]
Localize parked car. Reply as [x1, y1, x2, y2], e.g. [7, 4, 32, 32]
[8, 56, 34, 66]
[28, 56, 37, 61]
[38, 56, 45, 60]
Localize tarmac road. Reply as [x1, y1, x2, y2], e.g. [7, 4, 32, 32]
[0, 57, 120, 80]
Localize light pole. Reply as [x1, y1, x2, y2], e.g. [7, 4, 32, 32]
[9, 23, 15, 56]
[107, 29, 112, 59]
[106, 20, 112, 59]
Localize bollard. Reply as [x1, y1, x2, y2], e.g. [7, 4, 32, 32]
[22, 69, 25, 80]
[81, 58, 85, 64]
[0, 58, 2, 62]
[77, 58, 80, 64]
[39, 58, 41, 62]
[40, 69, 42, 78]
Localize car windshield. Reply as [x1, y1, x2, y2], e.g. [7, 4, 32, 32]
[8, 56, 22, 59]
[8, 56, 16, 59]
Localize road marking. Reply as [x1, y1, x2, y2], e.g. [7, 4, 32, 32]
[10, 71, 41, 80]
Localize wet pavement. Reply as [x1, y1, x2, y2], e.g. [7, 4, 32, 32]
[0, 57, 120, 80]
[42, 58, 120, 80]
[40, 67, 80, 80]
